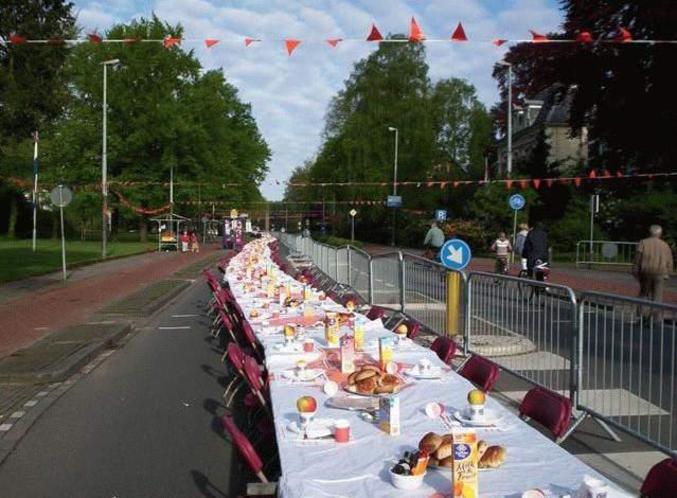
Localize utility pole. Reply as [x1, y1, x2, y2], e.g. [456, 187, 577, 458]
[101, 59, 120, 259]
[31, 130, 39, 252]
[388, 126, 399, 246]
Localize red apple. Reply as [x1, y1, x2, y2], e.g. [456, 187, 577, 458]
[296, 395, 317, 413]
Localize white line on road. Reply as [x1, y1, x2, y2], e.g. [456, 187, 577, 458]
[0, 423, 13, 432]
[85, 320, 116, 325]
[158, 326, 192, 330]
[34, 327, 49, 331]
[9, 411, 25, 419]
[171, 314, 198, 318]
[23, 400, 39, 408]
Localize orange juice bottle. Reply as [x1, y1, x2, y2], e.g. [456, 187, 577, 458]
[451, 428, 478, 498]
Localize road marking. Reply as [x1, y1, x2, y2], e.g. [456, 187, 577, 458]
[36, 391, 49, 397]
[171, 314, 198, 318]
[24, 400, 39, 408]
[34, 327, 49, 331]
[85, 320, 116, 325]
[158, 326, 192, 330]
[9, 411, 25, 419]
[0, 423, 13, 432]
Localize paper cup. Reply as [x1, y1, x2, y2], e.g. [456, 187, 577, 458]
[425, 401, 443, 418]
[323, 380, 339, 397]
[334, 419, 351, 443]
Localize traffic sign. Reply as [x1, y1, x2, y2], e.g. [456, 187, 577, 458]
[50, 185, 72, 207]
[386, 195, 402, 208]
[435, 209, 447, 222]
[440, 238, 472, 271]
[349, 209, 357, 217]
[509, 194, 525, 211]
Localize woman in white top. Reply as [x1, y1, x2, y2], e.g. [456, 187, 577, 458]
[491, 232, 513, 274]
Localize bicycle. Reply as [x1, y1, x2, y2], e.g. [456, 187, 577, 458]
[517, 259, 550, 301]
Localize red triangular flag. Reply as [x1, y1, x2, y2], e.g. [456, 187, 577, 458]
[426, 181, 434, 188]
[603, 169, 612, 178]
[367, 24, 383, 42]
[588, 169, 597, 179]
[245, 37, 256, 47]
[205, 38, 219, 48]
[409, 17, 425, 42]
[327, 38, 342, 47]
[506, 179, 513, 189]
[453, 181, 460, 188]
[576, 31, 593, 43]
[545, 178, 554, 188]
[163, 36, 181, 48]
[533, 179, 541, 189]
[616, 170, 624, 178]
[574, 177, 582, 187]
[9, 34, 26, 44]
[451, 23, 468, 42]
[493, 39, 507, 47]
[519, 179, 529, 189]
[530, 30, 549, 43]
[285, 39, 301, 55]
[616, 27, 632, 42]
[88, 33, 102, 44]
[440, 182, 447, 190]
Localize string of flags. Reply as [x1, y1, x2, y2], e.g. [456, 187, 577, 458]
[2, 19, 676, 57]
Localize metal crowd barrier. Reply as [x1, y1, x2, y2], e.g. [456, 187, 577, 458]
[402, 253, 450, 337]
[466, 272, 578, 400]
[370, 252, 403, 310]
[576, 240, 638, 267]
[575, 292, 676, 456]
[336, 247, 349, 285]
[348, 246, 371, 303]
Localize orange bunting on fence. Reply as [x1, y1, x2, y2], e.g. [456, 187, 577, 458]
[451, 23, 468, 42]
[440, 182, 447, 189]
[367, 24, 383, 41]
[205, 38, 219, 48]
[453, 181, 460, 188]
[285, 39, 301, 55]
[588, 169, 597, 179]
[327, 38, 342, 47]
[530, 30, 549, 43]
[519, 179, 529, 189]
[409, 17, 425, 42]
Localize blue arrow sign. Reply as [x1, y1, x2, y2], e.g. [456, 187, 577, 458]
[440, 238, 472, 271]
[509, 194, 526, 211]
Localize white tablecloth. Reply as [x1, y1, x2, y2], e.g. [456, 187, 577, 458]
[226, 242, 633, 498]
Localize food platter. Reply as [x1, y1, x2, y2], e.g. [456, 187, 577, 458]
[343, 383, 402, 397]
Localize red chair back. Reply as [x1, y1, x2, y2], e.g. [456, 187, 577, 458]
[221, 415, 267, 482]
[366, 306, 386, 321]
[459, 356, 500, 392]
[519, 386, 572, 439]
[430, 337, 457, 364]
[226, 342, 245, 372]
[243, 355, 266, 391]
[641, 458, 677, 498]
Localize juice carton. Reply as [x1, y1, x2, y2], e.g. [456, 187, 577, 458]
[324, 312, 339, 347]
[340, 334, 355, 373]
[378, 394, 400, 435]
[284, 284, 292, 299]
[451, 428, 479, 498]
[303, 304, 314, 318]
[303, 285, 311, 301]
[354, 325, 365, 351]
[378, 337, 394, 370]
[266, 282, 275, 299]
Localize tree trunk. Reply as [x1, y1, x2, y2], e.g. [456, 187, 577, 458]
[7, 195, 18, 239]
[139, 218, 148, 242]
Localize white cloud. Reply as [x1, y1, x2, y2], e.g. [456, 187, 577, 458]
[73, 0, 563, 200]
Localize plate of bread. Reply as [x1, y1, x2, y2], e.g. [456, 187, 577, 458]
[418, 432, 506, 470]
[344, 365, 403, 396]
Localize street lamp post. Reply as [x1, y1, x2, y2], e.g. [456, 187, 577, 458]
[498, 61, 513, 176]
[388, 126, 399, 246]
[101, 59, 120, 259]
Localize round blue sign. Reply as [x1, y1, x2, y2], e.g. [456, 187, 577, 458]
[440, 238, 472, 271]
[509, 194, 526, 211]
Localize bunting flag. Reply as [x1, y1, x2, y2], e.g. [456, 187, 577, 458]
[409, 17, 425, 42]
[545, 178, 554, 188]
[505, 179, 513, 190]
[113, 190, 171, 215]
[244, 37, 258, 47]
[440, 182, 447, 189]
[285, 38, 301, 55]
[451, 23, 468, 42]
[366, 23, 383, 41]
[327, 38, 342, 48]
[163, 36, 181, 48]
[616, 27, 633, 43]
[493, 39, 507, 47]
[205, 38, 219, 48]
[588, 169, 597, 179]
[88, 32, 102, 44]
[576, 31, 593, 43]
[533, 179, 541, 189]
[530, 30, 549, 43]
[519, 179, 529, 189]
[574, 177, 582, 187]
[9, 34, 26, 44]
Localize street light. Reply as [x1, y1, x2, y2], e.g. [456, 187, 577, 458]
[101, 58, 120, 259]
[498, 61, 513, 177]
[388, 126, 399, 246]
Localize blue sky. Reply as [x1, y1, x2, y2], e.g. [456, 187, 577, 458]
[72, 0, 563, 200]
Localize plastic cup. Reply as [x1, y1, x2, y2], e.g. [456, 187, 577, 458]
[425, 401, 443, 418]
[303, 339, 314, 352]
[334, 419, 351, 443]
[323, 380, 339, 397]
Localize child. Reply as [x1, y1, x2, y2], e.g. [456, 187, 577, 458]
[491, 232, 513, 274]
[190, 232, 200, 254]
[180, 230, 190, 253]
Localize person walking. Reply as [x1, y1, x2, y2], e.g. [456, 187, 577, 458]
[190, 232, 200, 254]
[522, 222, 549, 279]
[514, 223, 529, 271]
[491, 232, 513, 274]
[423, 220, 445, 260]
[632, 225, 673, 305]
[180, 230, 190, 253]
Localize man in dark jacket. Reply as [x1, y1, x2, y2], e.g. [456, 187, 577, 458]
[522, 222, 549, 277]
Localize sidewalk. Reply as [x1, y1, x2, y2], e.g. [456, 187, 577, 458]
[363, 243, 677, 303]
[0, 246, 222, 360]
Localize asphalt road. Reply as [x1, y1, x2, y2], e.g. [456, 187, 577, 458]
[0, 280, 240, 498]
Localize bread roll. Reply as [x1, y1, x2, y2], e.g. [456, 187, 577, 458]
[434, 442, 452, 460]
[418, 432, 443, 453]
[356, 377, 377, 394]
[438, 456, 454, 468]
[441, 434, 453, 444]
[374, 383, 395, 394]
[477, 440, 488, 460]
[347, 372, 358, 385]
[478, 446, 506, 469]
[354, 369, 377, 382]
[428, 456, 439, 467]
[380, 374, 399, 385]
[360, 365, 381, 373]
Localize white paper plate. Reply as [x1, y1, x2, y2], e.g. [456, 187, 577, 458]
[453, 408, 503, 427]
[403, 367, 443, 380]
[272, 343, 304, 354]
[281, 369, 324, 381]
[286, 418, 335, 439]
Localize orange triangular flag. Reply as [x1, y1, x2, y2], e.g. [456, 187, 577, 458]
[493, 39, 507, 47]
[122, 38, 138, 44]
[205, 38, 219, 48]
[451, 23, 468, 42]
[574, 177, 582, 187]
[545, 178, 554, 188]
[88, 33, 102, 44]
[530, 30, 549, 43]
[426, 181, 434, 188]
[440, 182, 447, 190]
[367, 24, 383, 41]
[505, 179, 513, 190]
[453, 181, 460, 188]
[163, 36, 181, 48]
[409, 17, 425, 42]
[603, 169, 612, 178]
[576, 31, 593, 43]
[245, 37, 256, 47]
[616, 27, 632, 42]
[327, 38, 342, 47]
[533, 179, 541, 189]
[588, 169, 597, 179]
[285, 39, 301, 55]
[519, 179, 529, 189]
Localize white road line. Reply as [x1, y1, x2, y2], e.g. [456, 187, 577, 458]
[36, 391, 49, 397]
[0, 423, 13, 432]
[171, 314, 198, 318]
[158, 326, 192, 330]
[24, 400, 39, 408]
[9, 411, 25, 419]
[85, 320, 116, 325]
[34, 327, 49, 331]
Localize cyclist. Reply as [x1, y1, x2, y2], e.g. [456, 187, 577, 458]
[423, 220, 445, 261]
[522, 222, 549, 280]
[513, 223, 529, 272]
[491, 232, 512, 274]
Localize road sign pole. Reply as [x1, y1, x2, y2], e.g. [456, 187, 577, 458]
[59, 187, 67, 281]
[511, 210, 518, 264]
[446, 271, 461, 336]
[351, 216, 355, 242]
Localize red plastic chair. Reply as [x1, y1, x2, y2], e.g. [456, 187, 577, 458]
[243, 355, 269, 411]
[459, 356, 500, 392]
[430, 337, 457, 365]
[221, 415, 269, 483]
[519, 386, 572, 443]
[366, 306, 386, 321]
[640, 458, 677, 498]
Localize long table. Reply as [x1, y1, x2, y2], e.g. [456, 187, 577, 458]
[227, 239, 633, 498]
